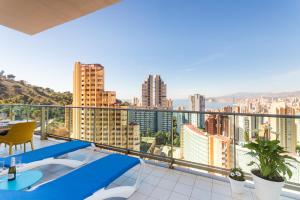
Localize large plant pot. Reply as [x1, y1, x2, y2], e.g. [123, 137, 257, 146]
[251, 170, 284, 200]
[228, 177, 245, 194]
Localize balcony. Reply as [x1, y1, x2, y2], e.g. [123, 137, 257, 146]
[0, 104, 300, 199]
[0, 135, 296, 200]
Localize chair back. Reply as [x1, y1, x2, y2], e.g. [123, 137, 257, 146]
[5, 121, 36, 143]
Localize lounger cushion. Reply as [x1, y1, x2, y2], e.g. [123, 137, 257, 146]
[0, 154, 140, 200]
[1, 140, 91, 167]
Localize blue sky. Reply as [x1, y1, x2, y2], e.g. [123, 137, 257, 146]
[0, 0, 300, 99]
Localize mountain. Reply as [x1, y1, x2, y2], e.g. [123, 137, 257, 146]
[213, 91, 300, 102]
[0, 73, 72, 105]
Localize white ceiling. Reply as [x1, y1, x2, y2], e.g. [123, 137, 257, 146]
[0, 0, 119, 35]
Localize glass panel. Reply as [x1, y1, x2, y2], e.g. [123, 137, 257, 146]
[0, 105, 12, 121]
[46, 106, 70, 138]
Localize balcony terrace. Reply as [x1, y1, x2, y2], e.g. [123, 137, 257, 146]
[1, 1, 299, 199]
[0, 134, 298, 200]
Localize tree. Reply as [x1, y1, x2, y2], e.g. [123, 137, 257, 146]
[19, 80, 27, 85]
[173, 137, 180, 147]
[7, 74, 16, 80]
[296, 145, 300, 156]
[146, 128, 152, 137]
[31, 109, 41, 120]
[244, 131, 250, 142]
[0, 70, 4, 77]
[155, 131, 168, 145]
[172, 117, 180, 146]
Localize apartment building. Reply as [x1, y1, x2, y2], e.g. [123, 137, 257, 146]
[142, 75, 168, 108]
[180, 124, 232, 168]
[270, 102, 297, 153]
[71, 62, 140, 151]
[188, 94, 205, 128]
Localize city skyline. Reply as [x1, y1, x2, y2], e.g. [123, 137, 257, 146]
[1, 0, 300, 99]
[0, 1, 300, 199]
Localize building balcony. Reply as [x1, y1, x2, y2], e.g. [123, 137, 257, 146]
[0, 135, 297, 200]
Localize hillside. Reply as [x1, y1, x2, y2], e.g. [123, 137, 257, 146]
[213, 91, 300, 102]
[0, 73, 72, 105]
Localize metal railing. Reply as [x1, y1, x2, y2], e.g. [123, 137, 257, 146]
[0, 104, 299, 191]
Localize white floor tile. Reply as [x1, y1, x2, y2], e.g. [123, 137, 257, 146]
[190, 187, 211, 200]
[178, 174, 196, 186]
[168, 192, 189, 200]
[163, 172, 180, 182]
[211, 192, 233, 200]
[147, 197, 158, 200]
[143, 175, 161, 186]
[157, 179, 177, 191]
[138, 182, 156, 196]
[212, 180, 231, 196]
[173, 182, 193, 196]
[150, 187, 172, 200]
[151, 170, 167, 178]
[194, 178, 213, 191]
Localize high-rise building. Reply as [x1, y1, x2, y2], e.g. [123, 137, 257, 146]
[296, 112, 300, 146]
[132, 97, 140, 107]
[210, 134, 232, 168]
[180, 124, 209, 165]
[189, 94, 205, 111]
[166, 99, 173, 109]
[270, 102, 297, 153]
[205, 115, 218, 135]
[142, 75, 167, 108]
[129, 110, 172, 135]
[180, 124, 232, 168]
[189, 94, 205, 128]
[71, 62, 140, 150]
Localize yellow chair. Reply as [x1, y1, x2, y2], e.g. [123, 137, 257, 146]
[0, 121, 36, 155]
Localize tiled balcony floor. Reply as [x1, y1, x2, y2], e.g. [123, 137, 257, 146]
[0, 136, 299, 200]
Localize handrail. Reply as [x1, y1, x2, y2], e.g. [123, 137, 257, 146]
[1, 103, 300, 119]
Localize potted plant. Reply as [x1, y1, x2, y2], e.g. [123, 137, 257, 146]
[228, 168, 245, 194]
[245, 138, 298, 200]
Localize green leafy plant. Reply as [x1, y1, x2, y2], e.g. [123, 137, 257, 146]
[244, 131, 249, 142]
[296, 145, 300, 155]
[245, 138, 298, 182]
[229, 168, 245, 181]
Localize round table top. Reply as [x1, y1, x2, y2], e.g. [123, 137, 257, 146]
[0, 170, 43, 190]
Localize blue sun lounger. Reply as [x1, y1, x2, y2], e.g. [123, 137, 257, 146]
[0, 154, 144, 200]
[0, 140, 92, 170]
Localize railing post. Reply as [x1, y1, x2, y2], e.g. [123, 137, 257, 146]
[93, 108, 96, 143]
[254, 116, 257, 138]
[40, 106, 47, 140]
[169, 111, 174, 169]
[68, 107, 71, 138]
[26, 105, 29, 122]
[233, 114, 237, 168]
[9, 105, 13, 121]
[126, 110, 129, 152]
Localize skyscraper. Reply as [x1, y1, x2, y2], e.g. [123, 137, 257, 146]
[189, 94, 205, 128]
[71, 62, 140, 150]
[142, 75, 167, 108]
[189, 94, 205, 111]
[270, 102, 297, 153]
[130, 75, 172, 135]
[180, 124, 232, 168]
